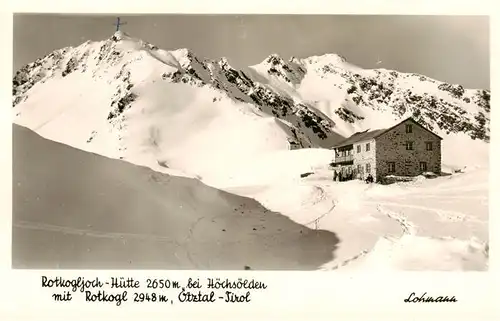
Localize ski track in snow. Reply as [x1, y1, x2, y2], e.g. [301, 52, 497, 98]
[321, 249, 370, 271]
[15, 219, 209, 267]
[13, 220, 180, 244]
[297, 175, 488, 270]
[320, 201, 419, 271]
[183, 217, 203, 268]
[366, 200, 483, 224]
[277, 184, 337, 230]
[304, 200, 336, 230]
[307, 185, 326, 206]
[375, 204, 417, 235]
[397, 193, 487, 201]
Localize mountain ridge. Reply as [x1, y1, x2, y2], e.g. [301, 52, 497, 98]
[12, 31, 490, 178]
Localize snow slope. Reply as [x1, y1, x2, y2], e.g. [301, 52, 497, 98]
[13, 32, 320, 181]
[225, 164, 488, 271]
[13, 124, 340, 269]
[12, 32, 490, 271]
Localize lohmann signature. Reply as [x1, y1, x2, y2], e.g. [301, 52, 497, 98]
[404, 292, 457, 303]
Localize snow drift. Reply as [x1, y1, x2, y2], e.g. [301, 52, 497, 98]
[12, 124, 340, 269]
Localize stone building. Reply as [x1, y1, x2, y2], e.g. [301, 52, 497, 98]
[331, 117, 442, 182]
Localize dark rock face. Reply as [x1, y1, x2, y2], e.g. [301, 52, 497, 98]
[62, 57, 77, 77]
[316, 63, 489, 143]
[438, 83, 465, 99]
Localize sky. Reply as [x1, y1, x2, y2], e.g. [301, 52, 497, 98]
[13, 14, 490, 89]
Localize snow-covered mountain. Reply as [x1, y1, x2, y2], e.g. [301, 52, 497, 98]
[13, 31, 490, 181]
[251, 52, 490, 141]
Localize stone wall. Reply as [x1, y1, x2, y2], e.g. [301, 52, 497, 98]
[375, 119, 441, 181]
[353, 139, 377, 179]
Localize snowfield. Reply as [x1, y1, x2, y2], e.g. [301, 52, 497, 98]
[222, 155, 488, 271]
[12, 31, 489, 271]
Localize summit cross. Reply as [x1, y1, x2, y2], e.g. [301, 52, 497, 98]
[113, 17, 127, 32]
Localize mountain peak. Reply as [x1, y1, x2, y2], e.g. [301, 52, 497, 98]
[218, 57, 232, 68]
[264, 53, 285, 65]
[305, 53, 347, 65]
[110, 30, 131, 42]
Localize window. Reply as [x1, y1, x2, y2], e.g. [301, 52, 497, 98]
[357, 145, 361, 153]
[405, 124, 413, 133]
[425, 142, 433, 151]
[366, 143, 370, 152]
[366, 163, 371, 173]
[405, 141, 414, 150]
[419, 162, 427, 171]
[357, 164, 363, 173]
[387, 162, 395, 173]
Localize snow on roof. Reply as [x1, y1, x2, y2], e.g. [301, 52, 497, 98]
[333, 117, 443, 149]
[333, 128, 388, 148]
